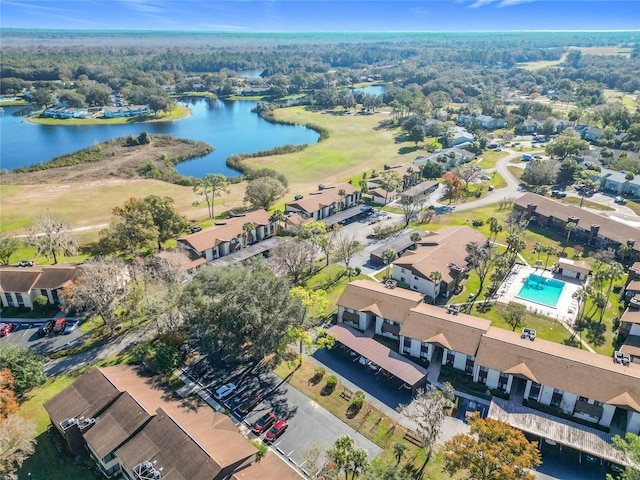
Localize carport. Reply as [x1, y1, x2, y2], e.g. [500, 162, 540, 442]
[488, 398, 633, 469]
[321, 206, 371, 228]
[326, 324, 428, 390]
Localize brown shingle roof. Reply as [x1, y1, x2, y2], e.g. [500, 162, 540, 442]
[476, 327, 640, 410]
[627, 280, 640, 293]
[0, 265, 78, 293]
[33, 265, 78, 289]
[83, 392, 151, 460]
[44, 367, 120, 428]
[558, 258, 591, 275]
[515, 193, 640, 251]
[285, 183, 358, 215]
[101, 365, 256, 469]
[621, 308, 640, 325]
[401, 302, 491, 356]
[115, 408, 224, 480]
[178, 210, 272, 253]
[393, 226, 487, 283]
[337, 280, 424, 320]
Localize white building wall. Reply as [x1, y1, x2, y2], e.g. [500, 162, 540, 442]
[453, 352, 467, 371]
[628, 411, 640, 434]
[538, 385, 554, 405]
[561, 392, 577, 414]
[599, 404, 615, 427]
[485, 369, 501, 390]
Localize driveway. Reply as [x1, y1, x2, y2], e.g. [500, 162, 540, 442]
[0, 318, 87, 357]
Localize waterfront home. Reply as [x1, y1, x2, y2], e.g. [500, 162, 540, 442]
[284, 183, 360, 220]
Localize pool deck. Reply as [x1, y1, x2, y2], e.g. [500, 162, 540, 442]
[494, 264, 583, 325]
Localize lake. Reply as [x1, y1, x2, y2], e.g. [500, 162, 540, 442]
[351, 85, 386, 96]
[0, 98, 319, 178]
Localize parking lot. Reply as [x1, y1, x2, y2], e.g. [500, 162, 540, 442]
[0, 319, 87, 355]
[183, 358, 381, 473]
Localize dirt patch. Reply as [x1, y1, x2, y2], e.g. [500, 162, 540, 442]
[1, 135, 212, 185]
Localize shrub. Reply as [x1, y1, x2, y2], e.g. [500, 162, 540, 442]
[347, 391, 365, 417]
[322, 375, 338, 395]
[315, 366, 326, 378]
[33, 295, 49, 310]
[471, 219, 485, 227]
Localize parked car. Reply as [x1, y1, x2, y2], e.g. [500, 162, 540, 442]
[213, 383, 236, 401]
[615, 196, 627, 205]
[551, 190, 567, 198]
[237, 393, 262, 415]
[265, 419, 288, 443]
[52, 317, 67, 334]
[0, 323, 16, 336]
[37, 320, 54, 337]
[63, 321, 79, 335]
[191, 361, 210, 379]
[252, 412, 277, 434]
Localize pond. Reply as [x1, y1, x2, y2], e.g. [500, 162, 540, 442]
[0, 97, 319, 178]
[351, 85, 386, 96]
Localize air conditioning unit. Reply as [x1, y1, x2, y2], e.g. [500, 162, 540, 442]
[614, 351, 631, 366]
[521, 328, 536, 341]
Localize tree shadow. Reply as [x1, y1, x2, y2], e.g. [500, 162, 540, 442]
[398, 145, 420, 155]
[586, 321, 607, 346]
[374, 119, 397, 130]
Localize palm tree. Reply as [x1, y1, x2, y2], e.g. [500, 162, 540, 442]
[382, 248, 398, 280]
[617, 243, 633, 265]
[270, 209, 285, 235]
[543, 245, 559, 270]
[393, 442, 407, 466]
[565, 222, 578, 243]
[242, 222, 255, 248]
[572, 287, 588, 323]
[429, 271, 443, 299]
[410, 232, 422, 248]
[338, 189, 347, 211]
[605, 262, 624, 299]
[487, 217, 502, 243]
[534, 241, 543, 263]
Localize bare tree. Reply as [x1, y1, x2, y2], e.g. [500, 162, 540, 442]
[399, 196, 423, 228]
[398, 383, 454, 474]
[505, 210, 530, 236]
[61, 257, 131, 335]
[0, 414, 37, 479]
[334, 232, 361, 280]
[26, 210, 77, 264]
[269, 239, 314, 285]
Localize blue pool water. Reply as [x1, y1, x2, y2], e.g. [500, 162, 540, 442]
[517, 274, 565, 307]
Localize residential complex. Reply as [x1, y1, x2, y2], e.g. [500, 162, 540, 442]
[284, 182, 361, 220]
[335, 280, 640, 459]
[0, 264, 77, 310]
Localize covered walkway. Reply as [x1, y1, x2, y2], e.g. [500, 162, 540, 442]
[488, 398, 632, 468]
[326, 324, 428, 389]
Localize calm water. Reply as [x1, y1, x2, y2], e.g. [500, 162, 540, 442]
[351, 85, 385, 96]
[0, 98, 319, 177]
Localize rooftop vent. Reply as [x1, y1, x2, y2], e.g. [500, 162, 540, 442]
[385, 279, 397, 289]
[134, 460, 163, 480]
[318, 184, 325, 190]
[78, 417, 96, 432]
[60, 418, 77, 430]
[521, 328, 536, 341]
[614, 351, 631, 367]
[294, 195, 303, 201]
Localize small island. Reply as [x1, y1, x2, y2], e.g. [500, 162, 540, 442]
[1, 134, 213, 185]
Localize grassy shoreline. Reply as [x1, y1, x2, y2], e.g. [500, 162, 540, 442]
[25, 104, 191, 126]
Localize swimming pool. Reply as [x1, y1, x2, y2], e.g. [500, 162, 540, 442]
[516, 274, 566, 308]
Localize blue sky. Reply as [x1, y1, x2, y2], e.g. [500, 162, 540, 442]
[1, 0, 639, 31]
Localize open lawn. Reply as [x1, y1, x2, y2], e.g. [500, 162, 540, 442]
[304, 264, 373, 317]
[475, 150, 509, 170]
[245, 106, 422, 193]
[559, 195, 614, 211]
[0, 178, 248, 241]
[517, 53, 567, 71]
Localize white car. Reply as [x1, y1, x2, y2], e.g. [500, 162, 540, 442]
[214, 383, 236, 400]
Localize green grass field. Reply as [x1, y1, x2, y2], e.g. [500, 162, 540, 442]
[245, 106, 421, 191]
